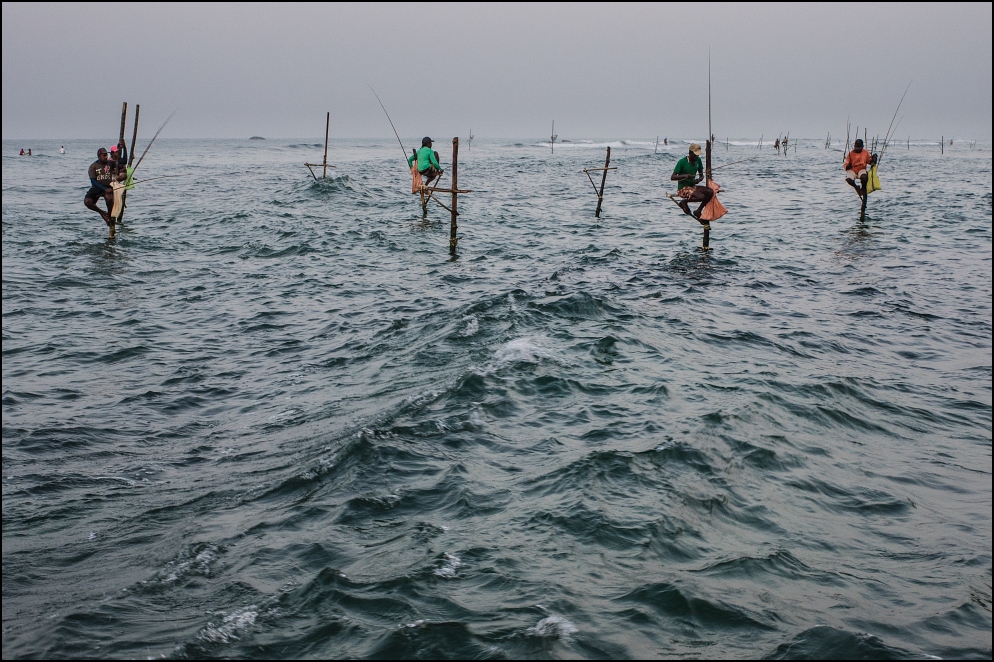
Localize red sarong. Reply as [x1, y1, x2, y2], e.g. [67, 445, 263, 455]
[411, 164, 423, 194]
[699, 180, 727, 222]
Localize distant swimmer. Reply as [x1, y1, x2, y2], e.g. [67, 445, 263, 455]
[84, 147, 123, 230]
[60, 146, 65, 154]
[671, 142, 713, 223]
[663, 137, 668, 146]
[408, 137, 443, 184]
[19, 148, 25, 155]
[844, 138, 876, 199]
[27, 148, 32, 156]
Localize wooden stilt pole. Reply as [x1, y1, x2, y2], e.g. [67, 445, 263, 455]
[113, 102, 127, 226]
[119, 104, 140, 224]
[594, 146, 610, 218]
[322, 112, 330, 179]
[129, 105, 140, 168]
[705, 140, 712, 184]
[449, 137, 459, 254]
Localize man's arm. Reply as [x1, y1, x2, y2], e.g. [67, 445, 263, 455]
[429, 151, 442, 171]
[87, 164, 107, 191]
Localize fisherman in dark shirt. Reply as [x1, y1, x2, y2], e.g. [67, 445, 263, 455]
[670, 143, 713, 223]
[84, 147, 118, 228]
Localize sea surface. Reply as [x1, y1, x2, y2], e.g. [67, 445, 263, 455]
[2, 136, 991, 659]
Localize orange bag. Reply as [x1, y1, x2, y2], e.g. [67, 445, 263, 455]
[411, 164, 423, 194]
[699, 179, 727, 222]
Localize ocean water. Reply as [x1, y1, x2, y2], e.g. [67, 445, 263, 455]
[2, 137, 991, 659]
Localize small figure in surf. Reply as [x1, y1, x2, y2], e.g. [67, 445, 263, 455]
[27, 148, 32, 156]
[844, 138, 877, 199]
[19, 148, 25, 155]
[671, 143, 713, 224]
[60, 146, 66, 154]
[84, 147, 124, 230]
[408, 137, 443, 184]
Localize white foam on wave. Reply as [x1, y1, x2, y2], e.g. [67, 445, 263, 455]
[198, 605, 258, 644]
[146, 543, 219, 585]
[433, 552, 461, 578]
[460, 315, 479, 337]
[526, 615, 578, 640]
[492, 335, 557, 367]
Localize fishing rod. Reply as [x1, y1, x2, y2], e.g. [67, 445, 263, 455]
[132, 109, 177, 173]
[369, 85, 409, 169]
[130, 174, 186, 185]
[711, 156, 758, 171]
[877, 81, 912, 166]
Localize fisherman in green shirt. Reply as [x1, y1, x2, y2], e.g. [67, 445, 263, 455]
[408, 137, 443, 182]
[671, 143, 713, 223]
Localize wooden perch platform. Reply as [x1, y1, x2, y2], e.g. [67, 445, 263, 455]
[584, 147, 614, 217]
[305, 112, 334, 179]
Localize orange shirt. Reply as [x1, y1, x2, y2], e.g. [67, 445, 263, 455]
[845, 149, 872, 172]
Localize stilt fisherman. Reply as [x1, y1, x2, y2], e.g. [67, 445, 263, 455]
[844, 138, 877, 199]
[408, 137, 443, 184]
[671, 142, 713, 225]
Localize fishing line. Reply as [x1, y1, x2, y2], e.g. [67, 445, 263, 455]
[369, 85, 410, 169]
[132, 109, 177, 173]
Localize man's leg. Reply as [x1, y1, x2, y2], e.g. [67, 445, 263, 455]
[859, 172, 868, 197]
[693, 186, 714, 218]
[85, 196, 113, 227]
[104, 190, 116, 218]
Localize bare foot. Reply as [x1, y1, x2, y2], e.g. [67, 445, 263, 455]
[679, 201, 693, 216]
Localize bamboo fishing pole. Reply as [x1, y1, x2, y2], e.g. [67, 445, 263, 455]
[876, 82, 911, 166]
[132, 110, 177, 173]
[369, 86, 409, 167]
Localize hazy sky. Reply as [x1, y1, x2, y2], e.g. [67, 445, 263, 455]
[3, 2, 991, 140]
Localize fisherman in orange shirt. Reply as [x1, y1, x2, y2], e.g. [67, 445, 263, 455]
[844, 139, 877, 199]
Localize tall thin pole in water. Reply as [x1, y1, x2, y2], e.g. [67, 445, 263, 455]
[595, 146, 611, 218]
[450, 137, 459, 254]
[119, 104, 140, 224]
[704, 53, 712, 250]
[322, 112, 330, 179]
[113, 102, 127, 226]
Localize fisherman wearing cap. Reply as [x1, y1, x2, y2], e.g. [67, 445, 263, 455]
[407, 137, 443, 183]
[109, 140, 128, 176]
[84, 147, 123, 229]
[671, 143, 713, 223]
[844, 138, 876, 199]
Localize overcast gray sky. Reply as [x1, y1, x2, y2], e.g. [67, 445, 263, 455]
[3, 2, 991, 140]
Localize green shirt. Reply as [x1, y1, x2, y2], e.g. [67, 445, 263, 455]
[673, 156, 703, 190]
[407, 146, 441, 172]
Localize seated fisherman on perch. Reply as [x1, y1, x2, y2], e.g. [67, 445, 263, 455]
[671, 143, 713, 223]
[408, 137, 443, 183]
[84, 147, 123, 229]
[844, 138, 877, 199]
